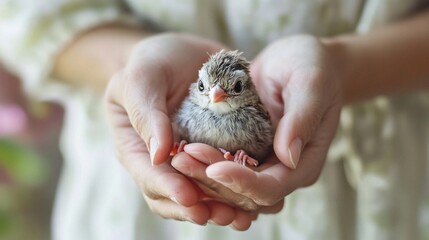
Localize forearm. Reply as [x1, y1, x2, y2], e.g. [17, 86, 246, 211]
[52, 24, 152, 91]
[325, 9, 429, 104]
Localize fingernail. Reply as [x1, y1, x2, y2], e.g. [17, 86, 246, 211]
[170, 196, 179, 204]
[149, 138, 158, 166]
[288, 138, 302, 169]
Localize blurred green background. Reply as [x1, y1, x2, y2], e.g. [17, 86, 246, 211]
[0, 67, 63, 240]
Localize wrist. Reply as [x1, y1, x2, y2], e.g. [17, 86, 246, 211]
[321, 35, 369, 105]
[53, 24, 153, 91]
[322, 10, 429, 104]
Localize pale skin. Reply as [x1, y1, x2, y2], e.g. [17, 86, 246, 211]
[52, 10, 429, 230]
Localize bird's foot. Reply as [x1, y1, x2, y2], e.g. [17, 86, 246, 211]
[219, 148, 259, 167]
[170, 140, 187, 156]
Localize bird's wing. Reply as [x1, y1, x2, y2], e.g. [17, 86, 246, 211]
[254, 101, 271, 121]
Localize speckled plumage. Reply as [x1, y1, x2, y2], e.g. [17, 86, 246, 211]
[174, 50, 273, 164]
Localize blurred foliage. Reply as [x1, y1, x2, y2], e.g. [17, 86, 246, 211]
[0, 209, 11, 236]
[0, 138, 47, 185]
[0, 67, 62, 240]
[0, 138, 49, 240]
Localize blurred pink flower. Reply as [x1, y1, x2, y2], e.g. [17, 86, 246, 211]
[0, 104, 28, 136]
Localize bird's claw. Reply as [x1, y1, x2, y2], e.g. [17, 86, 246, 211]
[219, 148, 234, 161]
[219, 148, 259, 167]
[170, 140, 187, 156]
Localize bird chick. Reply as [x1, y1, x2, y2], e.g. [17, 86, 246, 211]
[173, 50, 273, 166]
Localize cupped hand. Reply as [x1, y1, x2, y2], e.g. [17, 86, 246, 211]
[252, 35, 342, 175]
[173, 35, 342, 212]
[105, 33, 255, 229]
[172, 143, 286, 211]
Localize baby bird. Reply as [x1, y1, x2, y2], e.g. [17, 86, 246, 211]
[173, 50, 273, 166]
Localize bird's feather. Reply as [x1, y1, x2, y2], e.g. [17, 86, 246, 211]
[174, 50, 274, 163]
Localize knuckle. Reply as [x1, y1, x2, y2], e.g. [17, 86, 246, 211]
[140, 183, 161, 201]
[128, 105, 150, 141]
[299, 103, 324, 142]
[139, 174, 166, 201]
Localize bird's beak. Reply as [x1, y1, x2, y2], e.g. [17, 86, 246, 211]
[209, 85, 228, 103]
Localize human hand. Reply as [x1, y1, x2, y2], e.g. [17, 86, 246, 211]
[105, 33, 257, 229]
[173, 35, 342, 212]
[252, 35, 342, 172]
[172, 143, 286, 211]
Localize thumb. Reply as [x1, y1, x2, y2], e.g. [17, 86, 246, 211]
[107, 71, 174, 166]
[274, 89, 324, 169]
[137, 98, 173, 166]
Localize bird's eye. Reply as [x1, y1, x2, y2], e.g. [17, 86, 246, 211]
[233, 81, 242, 93]
[198, 80, 205, 92]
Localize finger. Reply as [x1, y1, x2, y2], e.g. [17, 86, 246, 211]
[183, 143, 225, 164]
[257, 199, 285, 214]
[148, 167, 201, 207]
[118, 143, 200, 207]
[250, 212, 258, 221]
[106, 69, 174, 166]
[171, 152, 222, 199]
[145, 197, 210, 225]
[107, 72, 201, 207]
[206, 161, 290, 207]
[207, 152, 329, 206]
[126, 69, 173, 166]
[274, 70, 329, 169]
[230, 209, 253, 231]
[172, 152, 259, 211]
[205, 201, 236, 226]
[294, 102, 340, 187]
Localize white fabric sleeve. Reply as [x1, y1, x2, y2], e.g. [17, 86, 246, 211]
[0, 0, 138, 100]
[356, 0, 425, 33]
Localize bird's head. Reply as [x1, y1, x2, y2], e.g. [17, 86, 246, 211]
[189, 50, 260, 114]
